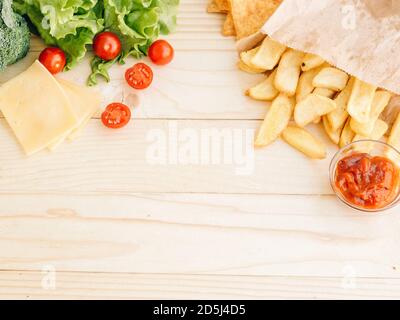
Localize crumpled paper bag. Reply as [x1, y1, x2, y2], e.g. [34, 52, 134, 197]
[239, 0, 400, 95]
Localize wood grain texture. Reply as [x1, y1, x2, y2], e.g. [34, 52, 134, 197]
[0, 119, 337, 194]
[1, 271, 399, 299]
[0, 0, 399, 299]
[0, 4, 267, 121]
[0, 193, 399, 277]
[0, 50, 268, 120]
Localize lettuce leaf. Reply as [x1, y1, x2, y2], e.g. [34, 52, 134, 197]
[14, 0, 104, 68]
[87, 55, 118, 86]
[14, 0, 179, 85]
[89, 0, 178, 85]
[154, 0, 179, 34]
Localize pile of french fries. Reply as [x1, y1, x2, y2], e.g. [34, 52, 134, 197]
[241, 37, 400, 159]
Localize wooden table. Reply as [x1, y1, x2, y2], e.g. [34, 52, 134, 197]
[0, 0, 399, 299]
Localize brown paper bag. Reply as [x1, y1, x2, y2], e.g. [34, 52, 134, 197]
[238, 0, 400, 95]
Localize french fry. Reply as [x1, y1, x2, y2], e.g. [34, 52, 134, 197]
[255, 94, 295, 147]
[322, 115, 342, 145]
[274, 49, 304, 96]
[353, 119, 388, 153]
[250, 37, 286, 70]
[294, 93, 337, 127]
[282, 126, 327, 159]
[296, 66, 326, 102]
[240, 47, 259, 65]
[350, 90, 392, 136]
[240, 46, 260, 66]
[339, 118, 355, 148]
[237, 61, 265, 74]
[313, 87, 336, 98]
[347, 78, 377, 124]
[326, 77, 354, 131]
[301, 53, 325, 72]
[312, 67, 349, 91]
[239, 46, 266, 73]
[296, 71, 317, 103]
[353, 119, 388, 142]
[313, 116, 321, 124]
[388, 112, 400, 152]
[381, 95, 400, 128]
[312, 88, 335, 125]
[241, 39, 396, 163]
[246, 70, 279, 101]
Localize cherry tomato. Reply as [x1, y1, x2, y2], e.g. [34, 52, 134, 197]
[125, 63, 153, 89]
[148, 40, 174, 65]
[101, 103, 131, 129]
[93, 31, 122, 61]
[39, 47, 66, 74]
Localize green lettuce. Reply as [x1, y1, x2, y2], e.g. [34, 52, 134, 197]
[13, 0, 179, 85]
[88, 0, 178, 85]
[14, 0, 104, 69]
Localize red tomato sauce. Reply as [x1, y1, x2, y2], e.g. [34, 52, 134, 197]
[335, 153, 400, 209]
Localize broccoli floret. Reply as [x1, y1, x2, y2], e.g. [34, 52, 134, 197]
[0, 0, 30, 71]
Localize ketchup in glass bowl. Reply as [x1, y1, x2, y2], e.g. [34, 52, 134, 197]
[330, 140, 400, 212]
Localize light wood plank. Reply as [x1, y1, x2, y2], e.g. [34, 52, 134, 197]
[0, 2, 262, 121]
[0, 50, 267, 120]
[0, 119, 338, 194]
[1, 0, 398, 297]
[0, 193, 399, 277]
[0, 271, 399, 299]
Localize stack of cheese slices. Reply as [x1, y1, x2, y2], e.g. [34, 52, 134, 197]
[0, 61, 101, 156]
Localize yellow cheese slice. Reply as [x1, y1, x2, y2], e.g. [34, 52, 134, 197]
[48, 79, 101, 151]
[0, 61, 78, 156]
[67, 113, 93, 142]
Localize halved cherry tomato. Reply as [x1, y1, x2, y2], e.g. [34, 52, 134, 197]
[148, 40, 174, 65]
[125, 63, 153, 89]
[39, 47, 66, 74]
[93, 31, 122, 61]
[101, 103, 131, 129]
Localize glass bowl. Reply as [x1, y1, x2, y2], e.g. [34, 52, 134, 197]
[329, 140, 400, 213]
